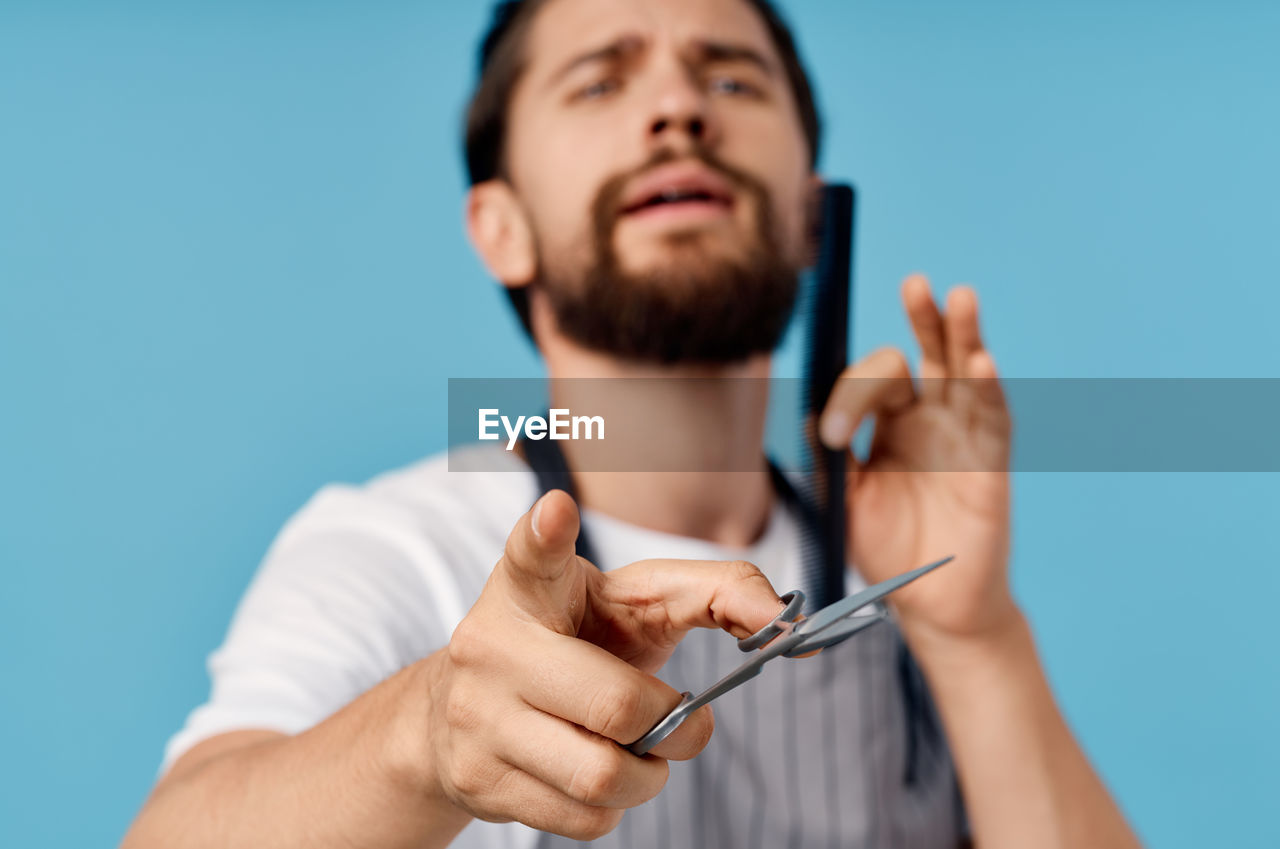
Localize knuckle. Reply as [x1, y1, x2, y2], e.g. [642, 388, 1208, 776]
[447, 764, 483, 801]
[726, 559, 768, 591]
[443, 752, 494, 804]
[443, 682, 483, 732]
[446, 617, 486, 669]
[726, 558, 763, 581]
[569, 743, 628, 806]
[586, 681, 647, 742]
[874, 345, 910, 372]
[561, 805, 624, 841]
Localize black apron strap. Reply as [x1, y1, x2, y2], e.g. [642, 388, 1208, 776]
[519, 433, 602, 567]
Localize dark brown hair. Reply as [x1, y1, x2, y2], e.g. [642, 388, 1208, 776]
[462, 0, 823, 337]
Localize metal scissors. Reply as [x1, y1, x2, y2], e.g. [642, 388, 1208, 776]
[627, 554, 955, 756]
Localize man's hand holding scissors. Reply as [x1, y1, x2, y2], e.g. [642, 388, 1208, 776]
[420, 490, 788, 841]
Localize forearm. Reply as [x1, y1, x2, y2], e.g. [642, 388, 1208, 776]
[123, 657, 471, 849]
[902, 609, 1142, 849]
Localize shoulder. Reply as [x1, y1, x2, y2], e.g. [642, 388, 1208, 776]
[262, 443, 541, 627]
[275, 444, 537, 553]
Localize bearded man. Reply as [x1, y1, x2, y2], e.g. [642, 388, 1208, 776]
[123, 1, 1142, 847]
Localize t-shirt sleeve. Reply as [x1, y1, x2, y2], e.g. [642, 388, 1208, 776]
[161, 486, 466, 774]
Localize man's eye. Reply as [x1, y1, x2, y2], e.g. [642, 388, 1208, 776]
[573, 78, 621, 101]
[709, 76, 760, 97]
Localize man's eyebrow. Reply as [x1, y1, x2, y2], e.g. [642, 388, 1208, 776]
[690, 39, 777, 77]
[546, 35, 644, 88]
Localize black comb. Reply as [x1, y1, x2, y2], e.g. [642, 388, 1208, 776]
[796, 184, 855, 612]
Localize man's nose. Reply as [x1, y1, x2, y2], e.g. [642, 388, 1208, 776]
[645, 70, 718, 152]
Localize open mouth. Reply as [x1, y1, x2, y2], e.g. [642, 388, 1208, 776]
[623, 187, 733, 215]
[618, 164, 737, 223]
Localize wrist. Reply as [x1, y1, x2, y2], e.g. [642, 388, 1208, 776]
[897, 598, 1029, 674]
[382, 654, 468, 820]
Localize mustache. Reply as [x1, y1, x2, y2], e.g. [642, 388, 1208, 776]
[590, 146, 772, 235]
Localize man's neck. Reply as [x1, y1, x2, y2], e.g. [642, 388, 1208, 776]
[540, 334, 774, 548]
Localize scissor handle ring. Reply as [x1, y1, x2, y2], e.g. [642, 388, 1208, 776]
[736, 590, 806, 652]
[628, 691, 695, 756]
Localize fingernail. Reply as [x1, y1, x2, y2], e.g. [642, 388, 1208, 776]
[531, 495, 545, 539]
[819, 411, 850, 450]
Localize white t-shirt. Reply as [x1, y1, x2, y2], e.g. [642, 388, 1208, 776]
[164, 445, 964, 848]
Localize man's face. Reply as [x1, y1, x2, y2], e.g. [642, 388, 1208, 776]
[502, 0, 815, 363]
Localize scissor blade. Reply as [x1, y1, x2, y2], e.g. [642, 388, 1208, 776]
[781, 610, 884, 657]
[628, 627, 803, 755]
[792, 555, 955, 642]
[679, 630, 800, 718]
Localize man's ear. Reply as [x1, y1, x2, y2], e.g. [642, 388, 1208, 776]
[466, 180, 537, 287]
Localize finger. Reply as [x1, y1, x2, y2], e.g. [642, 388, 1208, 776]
[943, 286, 984, 379]
[843, 449, 865, 508]
[495, 489, 587, 634]
[967, 349, 1006, 408]
[599, 558, 789, 643]
[941, 286, 990, 421]
[498, 708, 669, 809]
[517, 629, 717, 759]
[460, 764, 624, 841]
[967, 349, 1013, 442]
[645, 704, 716, 761]
[817, 347, 916, 450]
[902, 274, 948, 402]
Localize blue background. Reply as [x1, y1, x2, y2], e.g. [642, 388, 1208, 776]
[2, 0, 1278, 846]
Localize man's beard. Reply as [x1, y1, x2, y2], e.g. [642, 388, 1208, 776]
[533, 149, 803, 365]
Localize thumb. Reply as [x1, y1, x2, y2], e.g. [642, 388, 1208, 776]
[494, 489, 589, 635]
